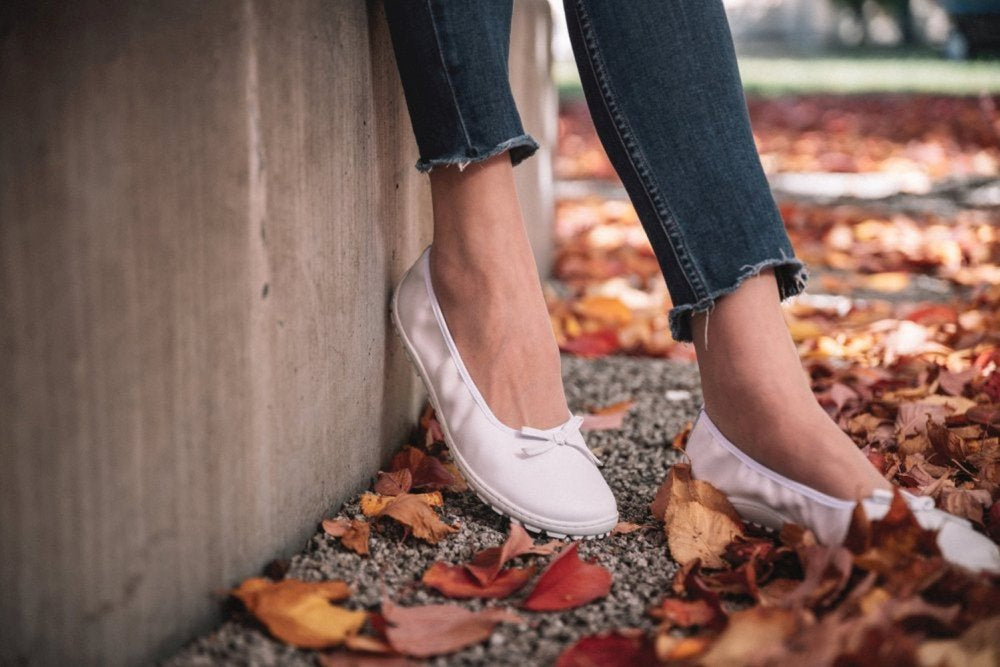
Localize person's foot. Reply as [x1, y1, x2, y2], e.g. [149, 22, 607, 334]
[427, 154, 569, 430]
[691, 270, 892, 501]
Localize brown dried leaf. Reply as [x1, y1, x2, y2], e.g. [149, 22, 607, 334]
[374, 470, 412, 496]
[322, 518, 371, 556]
[653, 464, 744, 568]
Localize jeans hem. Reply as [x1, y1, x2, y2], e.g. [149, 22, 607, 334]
[415, 134, 540, 173]
[667, 255, 810, 343]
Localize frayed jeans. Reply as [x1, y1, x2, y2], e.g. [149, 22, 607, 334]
[383, 0, 807, 343]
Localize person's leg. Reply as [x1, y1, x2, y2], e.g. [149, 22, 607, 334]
[562, 0, 890, 500]
[383, 1, 569, 430]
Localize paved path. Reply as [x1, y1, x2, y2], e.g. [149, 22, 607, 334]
[168, 356, 701, 666]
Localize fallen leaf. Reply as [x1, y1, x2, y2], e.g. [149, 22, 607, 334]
[610, 521, 646, 535]
[652, 464, 744, 568]
[320, 653, 416, 667]
[381, 600, 521, 658]
[649, 597, 725, 630]
[232, 578, 366, 649]
[853, 489, 942, 592]
[666, 502, 744, 569]
[522, 543, 613, 611]
[376, 494, 458, 544]
[580, 400, 633, 431]
[654, 634, 712, 662]
[421, 562, 534, 599]
[698, 606, 804, 667]
[360, 491, 443, 517]
[573, 295, 633, 326]
[560, 330, 619, 358]
[466, 523, 561, 586]
[939, 486, 992, 523]
[389, 448, 458, 491]
[556, 630, 657, 667]
[322, 518, 371, 556]
[374, 470, 412, 496]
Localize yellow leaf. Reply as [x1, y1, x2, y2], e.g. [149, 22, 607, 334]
[232, 578, 366, 649]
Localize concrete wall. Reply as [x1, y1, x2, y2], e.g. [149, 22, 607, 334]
[0, 1, 555, 664]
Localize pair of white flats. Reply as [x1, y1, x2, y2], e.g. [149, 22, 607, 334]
[392, 246, 1000, 573]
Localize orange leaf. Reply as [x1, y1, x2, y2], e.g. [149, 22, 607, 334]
[422, 562, 535, 599]
[231, 578, 366, 649]
[360, 491, 442, 517]
[322, 518, 371, 556]
[376, 493, 458, 544]
[522, 543, 612, 611]
[381, 600, 522, 658]
[573, 295, 633, 326]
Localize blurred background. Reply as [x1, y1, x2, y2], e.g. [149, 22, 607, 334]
[545, 0, 999, 361]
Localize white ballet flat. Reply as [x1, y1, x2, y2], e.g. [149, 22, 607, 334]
[390, 246, 619, 539]
[686, 408, 1000, 574]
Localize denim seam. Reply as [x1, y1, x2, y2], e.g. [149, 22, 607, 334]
[414, 134, 539, 173]
[571, 0, 707, 302]
[425, 0, 474, 154]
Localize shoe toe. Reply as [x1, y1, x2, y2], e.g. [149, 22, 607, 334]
[937, 520, 1000, 574]
[487, 447, 618, 535]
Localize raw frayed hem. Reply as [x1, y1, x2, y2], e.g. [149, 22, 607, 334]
[414, 134, 540, 173]
[667, 255, 809, 343]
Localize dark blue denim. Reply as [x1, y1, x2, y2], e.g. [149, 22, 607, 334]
[383, 0, 807, 343]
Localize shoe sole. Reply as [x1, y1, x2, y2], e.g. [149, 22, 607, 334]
[389, 292, 614, 541]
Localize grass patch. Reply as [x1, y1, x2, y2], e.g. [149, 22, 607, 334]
[556, 52, 1000, 99]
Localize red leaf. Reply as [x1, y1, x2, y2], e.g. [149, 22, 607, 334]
[560, 330, 619, 358]
[466, 523, 560, 586]
[556, 631, 657, 667]
[522, 543, 612, 611]
[422, 562, 534, 599]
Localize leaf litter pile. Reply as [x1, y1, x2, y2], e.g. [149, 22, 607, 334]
[178, 95, 999, 665]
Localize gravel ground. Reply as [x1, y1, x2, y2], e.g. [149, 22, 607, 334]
[166, 355, 701, 666]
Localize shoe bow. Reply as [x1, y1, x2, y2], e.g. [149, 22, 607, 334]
[517, 415, 602, 466]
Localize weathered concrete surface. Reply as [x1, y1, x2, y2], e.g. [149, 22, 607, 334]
[0, 2, 433, 664]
